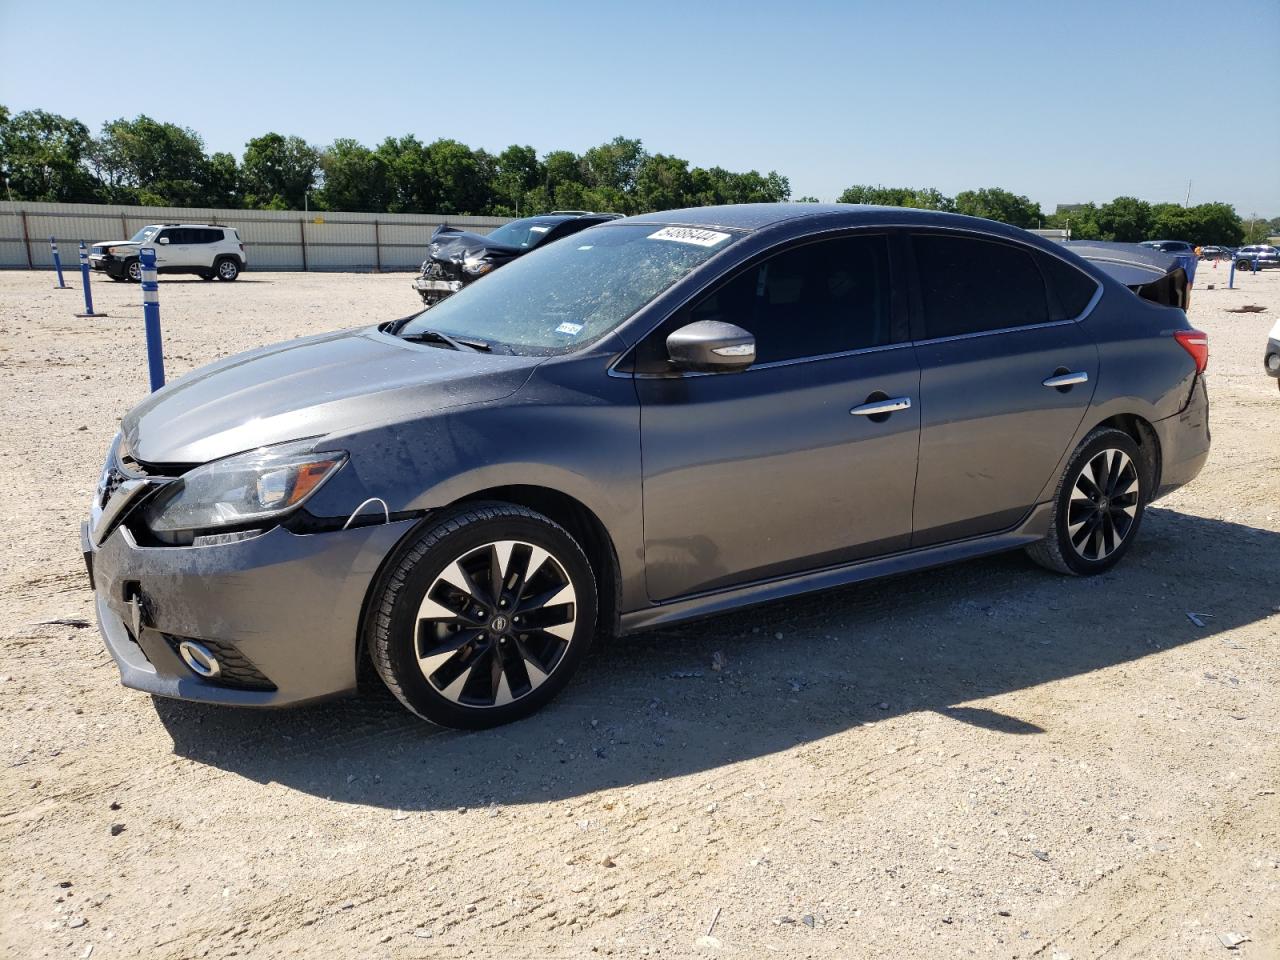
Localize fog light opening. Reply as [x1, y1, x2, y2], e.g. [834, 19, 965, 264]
[178, 640, 221, 679]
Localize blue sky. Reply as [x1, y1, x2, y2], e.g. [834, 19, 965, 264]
[2, 0, 1277, 215]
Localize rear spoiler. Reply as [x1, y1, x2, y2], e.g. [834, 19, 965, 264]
[1065, 241, 1190, 310]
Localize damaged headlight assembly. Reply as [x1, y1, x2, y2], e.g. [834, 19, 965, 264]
[141, 442, 347, 540]
[462, 257, 494, 276]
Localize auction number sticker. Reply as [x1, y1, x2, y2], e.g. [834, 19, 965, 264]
[647, 227, 731, 247]
[555, 321, 584, 336]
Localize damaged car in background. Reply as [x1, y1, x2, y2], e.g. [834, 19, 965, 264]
[412, 211, 620, 306]
[1065, 240, 1193, 309]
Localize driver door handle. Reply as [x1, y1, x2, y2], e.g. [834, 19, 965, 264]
[850, 397, 912, 417]
[1042, 371, 1089, 388]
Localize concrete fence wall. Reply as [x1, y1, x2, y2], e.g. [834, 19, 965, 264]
[0, 201, 512, 272]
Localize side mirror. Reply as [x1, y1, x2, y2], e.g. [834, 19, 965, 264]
[158, 236, 170, 244]
[666, 320, 756, 373]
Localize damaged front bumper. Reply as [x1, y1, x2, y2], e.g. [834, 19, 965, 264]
[82, 514, 415, 707]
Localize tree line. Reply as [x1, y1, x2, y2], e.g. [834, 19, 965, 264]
[1, 105, 1273, 244]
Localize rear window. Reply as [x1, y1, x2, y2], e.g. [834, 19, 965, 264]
[1037, 252, 1098, 320]
[913, 234, 1049, 339]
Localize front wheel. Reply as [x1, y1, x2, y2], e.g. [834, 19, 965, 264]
[1026, 427, 1147, 576]
[125, 259, 142, 283]
[366, 503, 598, 728]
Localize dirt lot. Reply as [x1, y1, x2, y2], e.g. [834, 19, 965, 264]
[1, 263, 1277, 960]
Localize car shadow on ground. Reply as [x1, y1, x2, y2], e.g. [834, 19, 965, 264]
[154, 507, 1278, 808]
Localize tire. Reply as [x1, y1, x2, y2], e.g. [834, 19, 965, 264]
[215, 257, 240, 281]
[1236, 260, 1251, 272]
[108, 274, 127, 283]
[366, 502, 598, 728]
[125, 259, 141, 283]
[1026, 427, 1147, 576]
[200, 270, 214, 281]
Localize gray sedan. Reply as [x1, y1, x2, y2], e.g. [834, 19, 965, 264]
[82, 204, 1211, 727]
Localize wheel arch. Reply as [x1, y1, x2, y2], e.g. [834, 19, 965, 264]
[355, 484, 623, 681]
[1090, 413, 1162, 495]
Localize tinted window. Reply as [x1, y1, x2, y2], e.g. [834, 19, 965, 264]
[913, 235, 1048, 338]
[1037, 252, 1098, 319]
[687, 235, 893, 364]
[194, 228, 218, 243]
[155, 228, 177, 243]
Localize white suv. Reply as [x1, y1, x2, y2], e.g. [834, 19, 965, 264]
[89, 224, 247, 282]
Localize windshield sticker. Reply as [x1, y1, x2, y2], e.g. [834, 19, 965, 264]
[555, 321, 585, 336]
[647, 227, 731, 247]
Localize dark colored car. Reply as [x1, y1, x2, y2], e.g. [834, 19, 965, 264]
[1065, 241, 1191, 309]
[1139, 240, 1198, 287]
[1235, 245, 1280, 271]
[83, 204, 1211, 728]
[412, 211, 621, 306]
[1266, 317, 1280, 390]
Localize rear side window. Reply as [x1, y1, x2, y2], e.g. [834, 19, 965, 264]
[687, 234, 894, 364]
[1037, 252, 1098, 320]
[913, 234, 1048, 338]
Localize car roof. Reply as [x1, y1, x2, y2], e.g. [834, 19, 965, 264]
[620, 203, 1048, 241]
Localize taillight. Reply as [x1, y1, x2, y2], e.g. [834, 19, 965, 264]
[1173, 329, 1209, 374]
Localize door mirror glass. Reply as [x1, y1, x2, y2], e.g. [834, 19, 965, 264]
[666, 320, 756, 372]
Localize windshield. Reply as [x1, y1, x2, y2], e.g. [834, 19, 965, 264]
[401, 223, 738, 354]
[482, 217, 567, 250]
[128, 225, 160, 244]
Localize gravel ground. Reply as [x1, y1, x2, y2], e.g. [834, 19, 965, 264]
[1, 264, 1277, 960]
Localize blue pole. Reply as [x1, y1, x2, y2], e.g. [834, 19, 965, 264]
[74, 240, 105, 317]
[139, 247, 165, 391]
[1253, 257, 1259, 274]
[1228, 259, 1235, 289]
[50, 237, 67, 289]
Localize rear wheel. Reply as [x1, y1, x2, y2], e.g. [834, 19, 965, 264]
[1026, 427, 1146, 576]
[215, 257, 240, 281]
[367, 503, 598, 728]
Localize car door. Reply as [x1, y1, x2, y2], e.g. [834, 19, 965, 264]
[907, 232, 1100, 547]
[152, 227, 178, 268]
[633, 232, 921, 601]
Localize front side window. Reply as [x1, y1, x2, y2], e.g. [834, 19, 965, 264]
[913, 234, 1049, 339]
[399, 223, 738, 355]
[685, 235, 894, 364]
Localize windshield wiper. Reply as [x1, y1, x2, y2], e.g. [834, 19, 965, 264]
[400, 328, 491, 352]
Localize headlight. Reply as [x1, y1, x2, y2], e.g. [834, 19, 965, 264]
[462, 258, 494, 276]
[142, 443, 347, 534]
[108, 245, 133, 256]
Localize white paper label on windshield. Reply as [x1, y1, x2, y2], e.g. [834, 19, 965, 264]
[647, 227, 731, 247]
[555, 321, 584, 335]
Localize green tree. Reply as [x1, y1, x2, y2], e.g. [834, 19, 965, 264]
[491, 144, 541, 216]
[242, 133, 320, 209]
[92, 115, 213, 205]
[425, 138, 491, 214]
[1094, 196, 1152, 242]
[580, 136, 645, 193]
[205, 151, 241, 208]
[377, 135, 436, 213]
[0, 108, 98, 202]
[837, 185, 953, 210]
[634, 153, 693, 212]
[953, 187, 1042, 228]
[317, 138, 388, 212]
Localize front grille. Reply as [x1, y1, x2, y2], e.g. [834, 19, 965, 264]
[425, 260, 461, 281]
[99, 465, 128, 508]
[163, 635, 277, 691]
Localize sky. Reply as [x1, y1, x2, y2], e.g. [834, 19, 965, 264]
[2, 0, 1278, 217]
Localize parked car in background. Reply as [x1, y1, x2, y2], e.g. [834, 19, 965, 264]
[1266, 317, 1280, 391]
[412, 211, 621, 306]
[89, 224, 246, 282]
[1139, 240, 1197, 286]
[1066, 241, 1191, 309]
[83, 204, 1210, 728]
[1234, 245, 1280, 271]
[1199, 245, 1230, 260]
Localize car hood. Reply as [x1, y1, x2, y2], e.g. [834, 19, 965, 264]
[92, 240, 138, 250]
[427, 226, 522, 266]
[121, 327, 539, 465]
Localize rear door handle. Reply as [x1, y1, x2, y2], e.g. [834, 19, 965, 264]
[1042, 371, 1089, 388]
[850, 397, 912, 417]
